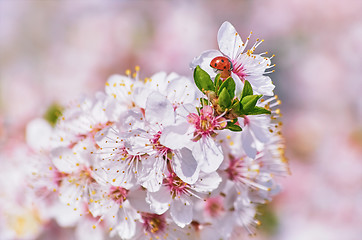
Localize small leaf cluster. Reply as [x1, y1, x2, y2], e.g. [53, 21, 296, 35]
[194, 66, 271, 132]
[44, 103, 64, 127]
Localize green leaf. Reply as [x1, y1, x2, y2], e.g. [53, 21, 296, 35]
[214, 73, 221, 91]
[194, 66, 215, 93]
[230, 118, 238, 124]
[226, 122, 243, 132]
[231, 101, 242, 115]
[241, 80, 253, 99]
[218, 77, 236, 99]
[219, 88, 231, 109]
[248, 106, 271, 115]
[257, 204, 279, 235]
[241, 94, 262, 113]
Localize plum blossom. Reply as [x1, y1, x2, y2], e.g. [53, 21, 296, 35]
[146, 171, 222, 228]
[191, 21, 275, 96]
[161, 104, 225, 173]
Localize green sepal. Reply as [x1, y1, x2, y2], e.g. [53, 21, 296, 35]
[219, 88, 232, 109]
[240, 94, 262, 113]
[194, 66, 215, 94]
[226, 122, 243, 132]
[214, 73, 221, 91]
[241, 80, 253, 99]
[248, 106, 271, 115]
[218, 76, 235, 99]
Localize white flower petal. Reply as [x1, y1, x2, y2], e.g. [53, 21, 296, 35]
[193, 137, 224, 173]
[26, 118, 53, 151]
[190, 49, 222, 77]
[241, 128, 257, 159]
[94, 126, 119, 149]
[249, 115, 271, 143]
[51, 201, 81, 227]
[75, 218, 104, 240]
[145, 92, 175, 126]
[113, 206, 137, 239]
[146, 186, 171, 214]
[234, 197, 256, 227]
[159, 122, 193, 150]
[146, 71, 169, 93]
[124, 129, 153, 155]
[230, 72, 245, 97]
[127, 188, 151, 213]
[245, 75, 275, 96]
[170, 198, 193, 228]
[51, 147, 81, 173]
[172, 148, 200, 184]
[193, 172, 222, 193]
[175, 103, 198, 123]
[133, 87, 154, 109]
[105, 74, 134, 103]
[217, 21, 244, 59]
[166, 76, 197, 105]
[58, 176, 84, 206]
[138, 155, 165, 192]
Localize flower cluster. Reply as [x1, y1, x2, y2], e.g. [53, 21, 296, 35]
[28, 22, 288, 239]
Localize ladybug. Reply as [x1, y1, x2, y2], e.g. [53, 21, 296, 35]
[210, 56, 233, 79]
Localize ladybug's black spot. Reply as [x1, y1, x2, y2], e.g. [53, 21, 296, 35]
[214, 63, 217, 67]
[224, 66, 226, 69]
[221, 59, 224, 62]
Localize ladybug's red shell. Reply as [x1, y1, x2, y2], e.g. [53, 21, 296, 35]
[210, 56, 232, 71]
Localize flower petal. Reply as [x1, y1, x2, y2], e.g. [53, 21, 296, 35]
[138, 155, 165, 192]
[146, 186, 171, 214]
[193, 137, 224, 173]
[145, 91, 175, 126]
[190, 50, 222, 77]
[166, 76, 197, 106]
[217, 21, 244, 59]
[170, 198, 193, 228]
[245, 75, 275, 96]
[159, 122, 193, 150]
[193, 172, 222, 193]
[113, 204, 137, 239]
[172, 148, 200, 184]
[51, 147, 82, 173]
[241, 128, 257, 159]
[105, 74, 134, 103]
[26, 118, 53, 151]
[249, 115, 271, 143]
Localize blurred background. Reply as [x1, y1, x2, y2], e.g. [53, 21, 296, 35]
[0, 1, 361, 239]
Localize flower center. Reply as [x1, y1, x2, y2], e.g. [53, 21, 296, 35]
[164, 172, 188, 198]
[109, 186, 128, 204]
[205, 197, 225, 218]
[231, 60, 246, 80]
[73, 121, 114, 148]
[150, 131, 170, 156]
[78, 166, 96, 183]
[142, 213, 166, 234]
[201, 119, 211, 131]
[187, 106, 226, 141]
[227, 156, 246, 181]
